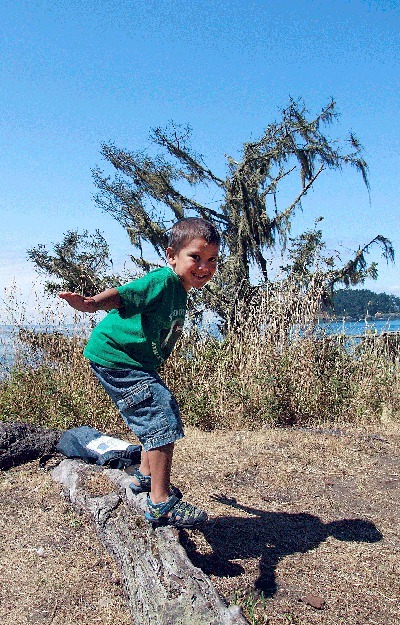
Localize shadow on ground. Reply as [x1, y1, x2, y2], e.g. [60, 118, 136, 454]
[182, 496, 382, 597]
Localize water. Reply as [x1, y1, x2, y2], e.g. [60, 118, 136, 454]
[0, 323, 91, 378]
[319, 317, 400, 337]
[0, 326, 15, 372]
[1, 318, 400, 376]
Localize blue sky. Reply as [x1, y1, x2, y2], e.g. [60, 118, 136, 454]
[1, 0, 399, 318]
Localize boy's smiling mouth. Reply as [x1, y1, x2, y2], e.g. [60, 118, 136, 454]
[192, 272, 211, 283]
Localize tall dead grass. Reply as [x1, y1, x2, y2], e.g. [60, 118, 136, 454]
[0, 295, 123, 433]
[1, 279, 399, 431]
[163, 278, 400, 429]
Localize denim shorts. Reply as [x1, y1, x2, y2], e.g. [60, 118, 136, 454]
[90, 362, 184, 451]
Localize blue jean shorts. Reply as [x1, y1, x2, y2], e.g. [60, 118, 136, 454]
[90, 362, 184, 451]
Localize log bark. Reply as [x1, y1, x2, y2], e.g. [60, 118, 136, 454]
[52, 459, 248, 625]
[0, 421, 61, 470]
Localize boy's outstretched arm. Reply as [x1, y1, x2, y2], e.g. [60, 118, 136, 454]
[59, 288, 122, 313]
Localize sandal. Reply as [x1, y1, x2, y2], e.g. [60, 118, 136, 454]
[129, 468, 182, 498]
[129, 468, 151, 494]
[145, 493, 208, 528]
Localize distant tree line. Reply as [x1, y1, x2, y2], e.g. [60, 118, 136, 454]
[332, 289, 400, 318]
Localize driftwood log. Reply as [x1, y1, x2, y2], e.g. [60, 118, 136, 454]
[2, 422, 247, 625]
[52, 459, 247, 625]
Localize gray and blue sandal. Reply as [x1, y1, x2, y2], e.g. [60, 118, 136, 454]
[145, 493, 208, 528]
[129, 468, 152, 494]
[129, 468, 183, 499]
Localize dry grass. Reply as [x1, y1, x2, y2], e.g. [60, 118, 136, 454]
[0, 325, 122, 432]
[1, 425, 399, 625]
[173, 425, 400, 624]
[0, 462, 131, 625]
[1, 280, 400, 432]
[163, 290, 400, 429]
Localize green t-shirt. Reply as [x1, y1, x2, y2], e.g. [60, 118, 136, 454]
[84, 267, 187, 371]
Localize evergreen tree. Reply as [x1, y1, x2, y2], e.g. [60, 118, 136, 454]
[27, 230, 122, 295]
[332, 289, 400, 318]
[29, 99, 394, 328]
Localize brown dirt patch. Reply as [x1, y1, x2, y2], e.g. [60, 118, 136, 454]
[0, 463, 131, 625]
[1, 424, 399, 624]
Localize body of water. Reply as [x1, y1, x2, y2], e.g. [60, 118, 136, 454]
[319, 317, 400, 336]
[1, 318, 400, 376]
[0, 323, 91, 377]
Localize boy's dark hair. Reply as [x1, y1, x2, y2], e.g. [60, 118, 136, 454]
[168, 217, 220, 252]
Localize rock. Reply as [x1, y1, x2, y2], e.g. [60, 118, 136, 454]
[0, 421, 61, 470]
[301, 593, 325, 609]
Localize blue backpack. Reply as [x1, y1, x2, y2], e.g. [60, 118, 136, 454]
[57, 426, 141, 469]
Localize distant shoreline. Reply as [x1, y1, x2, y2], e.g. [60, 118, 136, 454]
[319, 314, 400, 323]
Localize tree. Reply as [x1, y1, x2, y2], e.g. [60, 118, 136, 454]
[332, 289, 400, 318]
[280, 224, 394, 296]
[276, 222, 395, 328]
[91, 98, 393, 327]
[27, 230, 123, 295]
[30, 99, 394, 328]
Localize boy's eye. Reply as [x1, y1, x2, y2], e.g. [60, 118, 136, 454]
[188, 253, 218, 263]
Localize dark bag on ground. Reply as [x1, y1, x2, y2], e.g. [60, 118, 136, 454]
[57, 426, 141, 469]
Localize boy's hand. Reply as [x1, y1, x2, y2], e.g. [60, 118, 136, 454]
[58, 292, 97, 313]
[59, 287, 121, 312]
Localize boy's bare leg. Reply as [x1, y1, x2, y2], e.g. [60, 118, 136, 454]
[147, 443, 174, 504]
[138, 451, 151, 477]
[133, 445, 174, 502]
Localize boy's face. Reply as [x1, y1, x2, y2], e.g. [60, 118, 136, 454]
[166, 237, 219, 292]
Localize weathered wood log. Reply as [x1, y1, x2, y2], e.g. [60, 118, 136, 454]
[1, 422, 247, 623]
[0, 421, 61, 470]
[52, 459, 248, 625]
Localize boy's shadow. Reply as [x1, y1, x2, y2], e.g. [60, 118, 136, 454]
[182, 496, 382, 597]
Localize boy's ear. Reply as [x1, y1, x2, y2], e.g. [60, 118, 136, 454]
[166, 246, 176, 265]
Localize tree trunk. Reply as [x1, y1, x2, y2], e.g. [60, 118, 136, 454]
[52, 459, 248, 625]
[1, 421, 247, 623]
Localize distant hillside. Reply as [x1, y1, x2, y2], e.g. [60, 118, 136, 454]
[332, 289, 400, 318]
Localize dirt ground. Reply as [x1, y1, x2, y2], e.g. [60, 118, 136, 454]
[1, 423, 399, 625]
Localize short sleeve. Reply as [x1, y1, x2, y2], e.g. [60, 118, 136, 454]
[116, 270, 168, 317]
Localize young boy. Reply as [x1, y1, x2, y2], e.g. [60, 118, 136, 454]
[59, 217, 220, 528]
